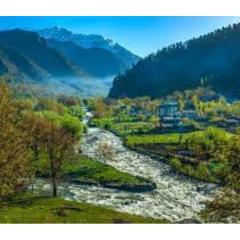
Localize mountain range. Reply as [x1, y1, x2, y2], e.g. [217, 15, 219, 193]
[37, 26, 140, 71]
[0, 27, 140, 96]
[109, 23, 240, 99]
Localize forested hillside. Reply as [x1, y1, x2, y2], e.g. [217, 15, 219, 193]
[109, 23, 240, 99]
[0, 29, 77, 79]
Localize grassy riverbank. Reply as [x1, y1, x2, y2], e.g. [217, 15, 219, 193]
[38, 155, 155, 192]
[125, 128, 235, 184]
[0, 193, 167, 223]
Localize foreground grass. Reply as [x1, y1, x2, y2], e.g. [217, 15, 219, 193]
[0, 193, 167, 223]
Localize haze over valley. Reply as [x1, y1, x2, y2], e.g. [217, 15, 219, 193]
[0, 27, 139, 96]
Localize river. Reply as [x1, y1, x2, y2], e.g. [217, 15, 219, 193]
[34, 111, 220, 222]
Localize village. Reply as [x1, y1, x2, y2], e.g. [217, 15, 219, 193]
[106, 92, 240, 134]
[86, 91, 238, 189]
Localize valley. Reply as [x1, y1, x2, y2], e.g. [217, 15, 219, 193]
[32, 114, 220, 222]
[0, 18, 240, 224]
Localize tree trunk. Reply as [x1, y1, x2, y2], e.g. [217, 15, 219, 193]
[52, 177, 57, 197]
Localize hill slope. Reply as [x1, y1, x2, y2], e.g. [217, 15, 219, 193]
[109, 23, 240, 99]
[0, 29, 76, 79]
[0, 28, 140, 96]
[0, 29, 117, 96]
[47, 39, 127, 77]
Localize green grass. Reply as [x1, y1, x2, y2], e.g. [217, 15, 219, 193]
[64, 155, 151, 187]
[89, 117, 115, 129]
[0, 193, 167, 223]
[126, 127, 234, 184]
[90, 117, 156, 137]
[110, 122, 155, 136]
[125, 132, 192, 146]
[125, 127, 233, 146]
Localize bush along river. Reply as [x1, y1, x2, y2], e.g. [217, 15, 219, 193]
[34, 111, 221, 223]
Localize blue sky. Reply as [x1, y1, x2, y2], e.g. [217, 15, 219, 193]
[0, 16, 239, 57]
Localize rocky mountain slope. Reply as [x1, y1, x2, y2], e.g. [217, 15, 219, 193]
[37, 27, 140, 77]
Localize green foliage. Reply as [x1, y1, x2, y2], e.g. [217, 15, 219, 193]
[67, 105, 84, 120]
[111, 122, 155, 136]
[109, 23, 240, 99]
[86, 97, 109, 118]
[126, 132, 187, 146]
[195, 163, 211, 179]
[209, 161, 232, 181]
[0, 83, 30, 198]
[34, 98, 67, 114]
[57, 95, 81, 106]
[169, 158, 182, 170]
[181, 118, 202, 130]
[126, 127, 235, 183]
[90, 117, 114, 129]
[60, 114, 84, 139]
[37, 110, 83, 139]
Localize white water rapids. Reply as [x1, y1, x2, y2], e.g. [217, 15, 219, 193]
[34, 111, 221, 222]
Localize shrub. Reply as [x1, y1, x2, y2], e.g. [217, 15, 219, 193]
[68, 105, 84, 120]
[195, 163, 211, 179]
[169, 158, 182, 171]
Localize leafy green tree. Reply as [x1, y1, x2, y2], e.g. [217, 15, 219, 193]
[41, 121, 76, 197]
[60, 114, 84, 140]
[38, 111, 83, 140]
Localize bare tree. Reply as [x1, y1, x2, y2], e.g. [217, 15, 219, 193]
[97, 142, 116, 163]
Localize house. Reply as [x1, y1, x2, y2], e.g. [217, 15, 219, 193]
[219, 118, 240, 128]
[129, 106, 141, 115]
[159, 100, 182, 129]
[180, 100, 198, 119]
[161, 116, 181, 124]
[129, 106, 152, 117]
[181, 110, 198, 119]
[159, 100, 179, 117]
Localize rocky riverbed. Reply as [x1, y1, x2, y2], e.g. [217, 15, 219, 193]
[34, 111, 221, 222]
[81, 127, 220, 221]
